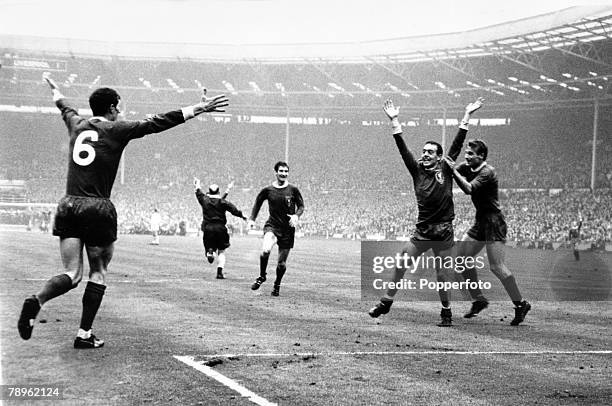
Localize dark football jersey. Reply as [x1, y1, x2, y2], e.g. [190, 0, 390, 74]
[457, 162, 502, 217]
[56, 98, 186, 198]
[196, 189, 244, 226]
[393, 128, 467, 227]
[250, 184, 305, 229]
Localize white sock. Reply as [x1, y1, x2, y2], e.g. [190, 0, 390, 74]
[77, 328, 91, 339]
[218, 252, 226, 269]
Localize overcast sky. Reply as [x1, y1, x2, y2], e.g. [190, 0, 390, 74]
[0, 0, 602, 44]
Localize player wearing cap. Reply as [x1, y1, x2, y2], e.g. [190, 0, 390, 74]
[194, 178, 246, 279]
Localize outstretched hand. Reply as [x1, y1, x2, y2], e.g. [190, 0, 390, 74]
[42, 72, 59, 90]
[193, 177, 201, 190]
[383, 99, 400, 120]
[200, 88, 229, 113]
[465, 97, 484, 114]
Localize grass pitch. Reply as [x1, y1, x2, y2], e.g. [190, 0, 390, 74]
[1, 230, 611, 405]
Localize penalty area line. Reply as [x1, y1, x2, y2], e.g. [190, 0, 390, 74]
[195, 350, 612, 358]
[174, 355, 277, 406]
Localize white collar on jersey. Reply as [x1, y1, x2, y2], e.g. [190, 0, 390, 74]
[90, 116, 109, 122]
[470, 162, 487, 172]
[207, 194, 222, 199]
[272, 181, 289, 189]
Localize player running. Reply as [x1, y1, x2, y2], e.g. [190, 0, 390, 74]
[444, 139, 531, 325]
[368, 98, 483, 326]
[248, 161, 304, 297]
[17, 73, 228, 348]
[194, 178, 247, 279]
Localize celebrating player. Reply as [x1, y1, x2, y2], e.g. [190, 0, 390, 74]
[248, 161, 304, 297]
[194, 178, 246, 279]
[17, 73, 228, 348]
[444, 139, 531, 325]
[368, 98, 483, 326]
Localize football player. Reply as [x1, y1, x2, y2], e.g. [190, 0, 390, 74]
[17, 73, 228, 348]
[444, 139, 531, 325]
[194, 178, 246, 279]
[248, 162, 305, 296]
[369, 98, 483, 326]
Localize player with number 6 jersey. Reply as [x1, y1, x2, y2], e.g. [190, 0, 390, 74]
[17, 73, 229, 349]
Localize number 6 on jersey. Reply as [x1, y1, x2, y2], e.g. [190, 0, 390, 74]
[73, 130, 98, 166]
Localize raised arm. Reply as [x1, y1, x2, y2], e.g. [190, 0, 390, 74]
[447, 97, 484, 160]
[383, 100, 418, 176]
[124, 88, 229, 139]
[221, 180, 234, 200]
[194, 177, 205, 204]
[43, 72, 81, 131]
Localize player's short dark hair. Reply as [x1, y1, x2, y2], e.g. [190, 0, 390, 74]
[468, 139, 488, 160]
[89, 87, 120, 117]
[274, 161, 289, 172]
[424, 141, 443, 156]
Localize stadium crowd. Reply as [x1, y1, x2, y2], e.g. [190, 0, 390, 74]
[1, 111, 611, 247]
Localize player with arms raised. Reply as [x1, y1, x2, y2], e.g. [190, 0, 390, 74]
[194, 178, 247, 279]
[248, 162, 304, 297]
[17, 73, 228, 348]
[369, 98, 483, 326]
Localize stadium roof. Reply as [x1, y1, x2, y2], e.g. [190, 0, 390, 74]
[2, 1, 612, 113]
[1, 1, 612, 63]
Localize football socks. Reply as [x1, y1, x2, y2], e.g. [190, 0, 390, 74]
[79, 281, 106, 332]
[37, 274, 73, 305]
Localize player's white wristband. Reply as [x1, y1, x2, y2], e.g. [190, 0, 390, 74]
[459, 120, 469, 130]
[181, 106, 195, 121]
[391, 117, 402, 135]
[52, 89, 65, 102]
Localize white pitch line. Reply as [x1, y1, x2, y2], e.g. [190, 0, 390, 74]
[195, 350, 612, 358]
[174, 355, 277, 406]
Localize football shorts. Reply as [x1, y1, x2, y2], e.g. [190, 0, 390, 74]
[411, 221, 455, 252]
[263, 224, 295, 249]
[53, 195, 117, 246]
[466, 212, 507, 243]
[203, 223, 231, 251]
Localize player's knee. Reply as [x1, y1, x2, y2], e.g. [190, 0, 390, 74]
[63, 273, 81, 288]
[88, 272, 105, 285]
[65, 269, 83, 286]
